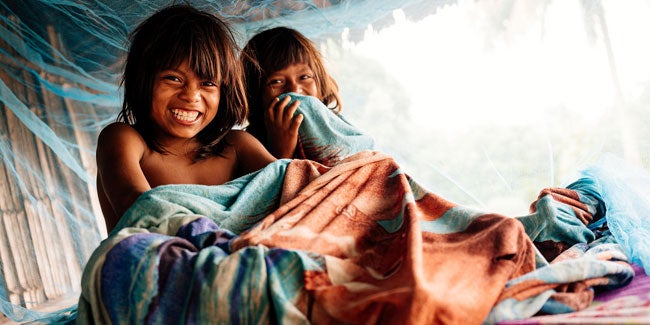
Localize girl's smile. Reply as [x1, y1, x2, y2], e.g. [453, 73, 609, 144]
[170, 107, 201, 124]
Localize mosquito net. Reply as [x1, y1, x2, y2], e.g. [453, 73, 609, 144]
[1, 0, 650, 322]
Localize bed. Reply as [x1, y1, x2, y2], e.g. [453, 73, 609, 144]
[74, 95, 650, 324]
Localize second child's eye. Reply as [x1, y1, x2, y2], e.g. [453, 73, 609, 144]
[267, 79, 283, 88]
[202, 81, 218, 87]
[300, 74, 313, 80]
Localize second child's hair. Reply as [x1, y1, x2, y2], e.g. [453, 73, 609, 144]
[241, 27, 341, 141]
[117, 4, 247, 160]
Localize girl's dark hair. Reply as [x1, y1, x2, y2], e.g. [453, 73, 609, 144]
[241, 26, 341, 145]
[117, 4, 247, 160]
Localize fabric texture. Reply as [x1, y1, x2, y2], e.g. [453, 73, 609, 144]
[280, 92, 377, 166]
[76, 95, 638, 324]
[77, 150, 634, 324]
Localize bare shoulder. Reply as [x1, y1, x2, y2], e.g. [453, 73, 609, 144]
[97, 122, 144, 147]
[224, 129, 256, 143]
[95, 121, 149, 181]
[225, 130, 276, 175]
[225, 129, 272, 154]
[96, 122, 147, 158]
[224, 129, 270, 152]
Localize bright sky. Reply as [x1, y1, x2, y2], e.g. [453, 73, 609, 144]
[343, 0, 650, 130]
[330, 0, 650, 213]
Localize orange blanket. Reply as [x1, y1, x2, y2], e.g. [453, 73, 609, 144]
[233, 151, 536, 324]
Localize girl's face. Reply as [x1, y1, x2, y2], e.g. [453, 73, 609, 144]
[262, 63, 318, 107]
[151, 60, 220, 144]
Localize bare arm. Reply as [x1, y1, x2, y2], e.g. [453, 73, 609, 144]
[228, 130, 277, 176]
[96, 122, 151, 232]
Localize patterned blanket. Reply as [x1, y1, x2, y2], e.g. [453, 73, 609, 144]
[77, 94, 636, 324]
[500, 263, 650, 324]
[77, 150, 633, 324]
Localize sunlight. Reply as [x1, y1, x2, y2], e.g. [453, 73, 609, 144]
[334, 0, 650, 214]
[343, 0, 650, 130]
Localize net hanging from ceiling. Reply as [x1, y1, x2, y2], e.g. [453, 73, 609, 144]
[1, 0, 650, 322]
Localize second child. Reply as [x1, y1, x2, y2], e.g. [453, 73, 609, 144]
[241, 26, 343, 159]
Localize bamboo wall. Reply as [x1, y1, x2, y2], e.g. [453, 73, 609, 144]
[0, 14, 104, 314]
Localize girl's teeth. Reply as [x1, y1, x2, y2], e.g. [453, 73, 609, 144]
[171, 109, 199, 121]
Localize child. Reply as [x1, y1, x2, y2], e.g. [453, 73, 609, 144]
[241, 26, 343, 159]
[96, 5, 276, 233]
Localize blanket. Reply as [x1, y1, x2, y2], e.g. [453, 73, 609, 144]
[77, 95, 642, 324]
[279, 92, 377, 166]
[500, 263, 650, 324]
[77, 150, 634, 324]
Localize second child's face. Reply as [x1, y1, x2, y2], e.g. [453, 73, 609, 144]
[151, 60, 220, 142]
[262, 63, 318, 107]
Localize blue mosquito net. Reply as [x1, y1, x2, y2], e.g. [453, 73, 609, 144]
[1, 0, 650, 323]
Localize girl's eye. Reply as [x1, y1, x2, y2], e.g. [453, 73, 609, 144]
[202, 81, 218, 87]
[267, 79, 283, 88]
[300, 74, 313, 80]
[162, 75, 181, 82]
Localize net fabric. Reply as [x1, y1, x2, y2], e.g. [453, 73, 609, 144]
[1, 0, 650, 323]
[578, 154, 650, 272]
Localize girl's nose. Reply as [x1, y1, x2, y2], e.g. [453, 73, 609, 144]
[286, 81, 302, 94]
[180, 85, 200, 102]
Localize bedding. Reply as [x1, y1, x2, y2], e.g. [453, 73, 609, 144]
[282, 92, 377, 166]
[76, 159, 635, 323]
[76, 94, 646, 324]
[500, 263, 650, 324]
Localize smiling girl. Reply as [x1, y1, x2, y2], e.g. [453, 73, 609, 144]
[241, 27, 342, 159]
[96, 5, 276, 233]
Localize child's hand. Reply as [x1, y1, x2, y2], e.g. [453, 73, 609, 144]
[264, 95, 304, 159]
